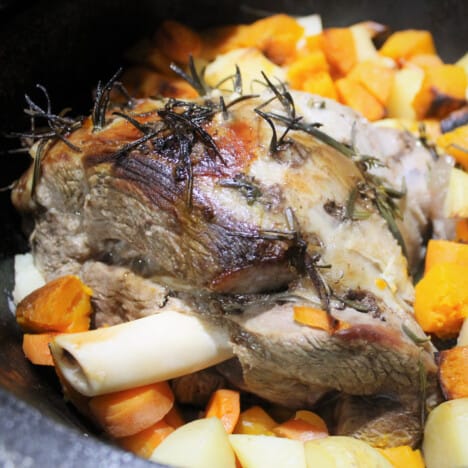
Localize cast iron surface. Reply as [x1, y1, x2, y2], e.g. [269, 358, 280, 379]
[0, 0, 467, 465]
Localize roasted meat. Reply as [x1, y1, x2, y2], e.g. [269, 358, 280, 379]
[12, 83, 439, 446]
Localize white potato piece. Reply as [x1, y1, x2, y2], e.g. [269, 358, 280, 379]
[423, 398, 468, 468]
[444, 167, 468, 218]
[305, 436, 393, 468]
[50, 311, 233, 396]
[13, 253, 46, 305]
[204, 48, 286, 94]
[150, 417, 236, 468]
[350, 24, 378, 62]
[457, 318, 468, 346]
[229, 434, 306, 468]
[387, 67, 424, 120]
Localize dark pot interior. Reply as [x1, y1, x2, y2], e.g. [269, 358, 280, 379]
[0, 0, 466, 465]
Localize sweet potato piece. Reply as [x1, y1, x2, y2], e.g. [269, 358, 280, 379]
[336, 77, 386, 121]
[16, 275, 93, 333]
[439, 346, 468, 400]
[154, 20, 202, 64]
[424, 239, 468, 273]
[302, 71, 338, 100]
[263, 33, 300, 66]
[322, 28, 357, 77]
[301, 33, 324, 54]
[437, 124, 468, 171]
[455, 219, 468, 243]
[22, 333, 58, 366]
[273, 412, 328, 442]
[348, 60, 395, 105]
[406, 53, 443, 70]
[164, 405, 185, 429]
[378, 446, 425, 468]
[413, 65, 467, 119]
[286, 51, 329, 89]
[89, 382, 175, 438]
[205, 389, 240, 434]
[414, 263, 468, 338]
[118, 419, 175, 459]
[379, 30, 436, 61]
[293, 306, 334, 333]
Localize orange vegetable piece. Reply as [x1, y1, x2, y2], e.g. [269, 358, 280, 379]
[164, 405, 185, 428]
[414, 263, 468, 338]
[287, 51, 329, 89]
[413, 65, 467, 119]
[22, 333, 58, 366]
[234, 406, 277, 436]
[294, 410, 328, 433]
[293, 306, 334, 333]
[455, 219, 468, 243]
[406, 53, 443, 70]
[424, 239, 468, 273]
[205, 389, 240, 434]
[302, 34, 324, 54]
[273, 411, 328, 442]
[118, 419, 175, 459]
[154, 20, 202, 64]
[263, 33, 300, 66]
[335, 77, 386, 121]
[89, 381, 174, 438]
[439, 345, 468, 400]
[16, 275, 93, 333]
[378, 445, 425, 468]
[302, 71, 338, 100]
[437, 124, 468, 171]
[379, 30, 436, 61]
[322, 28, 357, 78]
[348, 60, 395, 105]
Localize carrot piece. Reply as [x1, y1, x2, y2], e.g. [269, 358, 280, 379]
[164, 405, 185, 428]
[273, 413, 328, 442]
[335, 77, 386, 121]
[16, 275, 93, 333]
[413, 65, 467, 119]
[437, 124, 468, 171]
[234, 406, 277, 436]
[414, 263, 468, 338]
[424, 239, 468, 273]
[439, 346, 468, 400]
[154, 20, 202, 64]
[378, 446, 425, 468]
[455, 219, 468, 243]
[379, 30, 436, 61]
[205, 389, 240, 434]
[322, 28, 357, 78]
[348, 60, 395, 105]
[89, 381, 174, 438]
[118, 419, 175, 459]
[22, 333, 58, 366]
[287, 51, 329, 89]
[302, 71, 338, 100]
[293, 306, 334, 333]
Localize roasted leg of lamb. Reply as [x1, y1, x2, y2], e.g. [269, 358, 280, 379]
[12, 78, 442, 447]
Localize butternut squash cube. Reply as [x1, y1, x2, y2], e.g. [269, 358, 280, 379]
[437, 124, 468, 171]
[379, 30, 436, 61]
[439, 346, 468, 400]
[412, 64, 467, 119]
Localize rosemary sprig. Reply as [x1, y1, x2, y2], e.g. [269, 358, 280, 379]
[92, 68, 123, 130]
[170, 56, 208, 96]
[418, 351, 427, 427]
[219, 174, 262, 205]
[401, 323, 431, 345]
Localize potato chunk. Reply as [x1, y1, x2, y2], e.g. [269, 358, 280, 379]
[423, 398, 468, 468]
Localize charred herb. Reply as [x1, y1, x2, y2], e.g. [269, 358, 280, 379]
[219, 174, 262, 205]
[170, 56, 208, 96]
[92, 68, 124, 130]
[402, 323, 431, 345]
[418, 122, 439, 160]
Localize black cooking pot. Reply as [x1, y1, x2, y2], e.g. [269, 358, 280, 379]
[0, 0, 466, 465]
